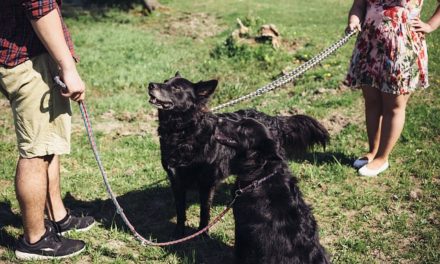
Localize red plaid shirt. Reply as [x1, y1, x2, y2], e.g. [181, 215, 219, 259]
[0, 0, 76, 67]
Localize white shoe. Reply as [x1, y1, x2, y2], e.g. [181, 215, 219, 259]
[358, 161, 389, 177]
[353, 158, 370, 169]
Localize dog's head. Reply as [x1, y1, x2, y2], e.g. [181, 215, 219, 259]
[214, 117, 282, 161]
[148, 72, 218, 111]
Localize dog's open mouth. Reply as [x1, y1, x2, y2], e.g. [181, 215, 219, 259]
[214, 130, 239, 147]
[149, 95, 174, 110]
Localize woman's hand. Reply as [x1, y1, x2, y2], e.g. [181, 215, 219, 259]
[346, 17, 362, 33]
[411, 18, 434, 34]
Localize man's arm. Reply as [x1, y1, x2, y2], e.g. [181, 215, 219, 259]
[26, 4, 85, 101]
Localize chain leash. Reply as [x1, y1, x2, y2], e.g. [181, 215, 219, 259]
[211, 30, 357, 112]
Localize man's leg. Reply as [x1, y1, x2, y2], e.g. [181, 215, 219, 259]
[15, 156, 50, 244]
[3, 54, 88, 260]
[45, 155, 68, 222]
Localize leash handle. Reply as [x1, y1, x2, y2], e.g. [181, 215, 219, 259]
[53, 76, 68, 93]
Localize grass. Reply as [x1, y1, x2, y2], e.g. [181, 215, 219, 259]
[1, 0, 439, 263]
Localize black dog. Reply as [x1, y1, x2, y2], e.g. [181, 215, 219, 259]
[215, 117, 330, 264]
[148, 73, 329, 237]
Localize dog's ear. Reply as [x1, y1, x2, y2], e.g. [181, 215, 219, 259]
[259, 139, 283, 161]
[194, 79, 218, 98]
[175, 71, 181, 78]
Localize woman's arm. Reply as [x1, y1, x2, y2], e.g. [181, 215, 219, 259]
[412, 3, 440, 34]
[347, 0, 367, 32]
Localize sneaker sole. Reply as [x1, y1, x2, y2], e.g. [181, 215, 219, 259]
[15, 246, 85, 260]
[60, 221, 96, 236]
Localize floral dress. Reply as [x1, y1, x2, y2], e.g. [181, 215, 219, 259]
[346, 0, 429, 94]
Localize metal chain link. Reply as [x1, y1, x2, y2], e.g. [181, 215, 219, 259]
[211, 30, 357, 112]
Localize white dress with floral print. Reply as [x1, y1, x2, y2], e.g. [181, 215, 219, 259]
[346, 0, 429, 94]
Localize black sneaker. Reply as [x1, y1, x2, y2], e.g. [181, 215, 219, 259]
[15, 223, 85, 260]
[52, 211, 95, 235]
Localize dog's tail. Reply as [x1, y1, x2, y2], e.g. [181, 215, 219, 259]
[280, 115, 329, 156]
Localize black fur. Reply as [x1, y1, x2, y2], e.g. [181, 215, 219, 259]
[215, 117, 330, 264]
[148, 73, 329, 237]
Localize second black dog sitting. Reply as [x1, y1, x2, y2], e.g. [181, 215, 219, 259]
[215, 117, 330, 264]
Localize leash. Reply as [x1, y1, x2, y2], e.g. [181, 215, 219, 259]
[211, 30, 357, 112]
[234, 170, 278, 197]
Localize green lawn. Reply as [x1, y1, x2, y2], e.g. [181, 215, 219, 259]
[1, 0, 439, 263]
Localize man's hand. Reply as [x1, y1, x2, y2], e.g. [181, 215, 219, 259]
[59, 68, 85, 102]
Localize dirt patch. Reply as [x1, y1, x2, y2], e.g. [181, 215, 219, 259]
[370, 248, 391, 263]
[103, 239, 134, 257]
[72, 110, 159, 141]
[163, 12, 226, 39]
[0, 98, 9, 109]
[0, 248, 10, 262]
[277, 107, 305, 116]
[320, 96, 364, 136]
[282, 39, 302, 53]
[104, 110, 158, 139]
[0, 180, 13, 193]
[321, 113, 351, 136]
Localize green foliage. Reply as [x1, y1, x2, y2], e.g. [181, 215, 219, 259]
[211, 35, 278, 64]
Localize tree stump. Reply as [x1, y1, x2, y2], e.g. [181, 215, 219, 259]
[143, 0, 161, 13]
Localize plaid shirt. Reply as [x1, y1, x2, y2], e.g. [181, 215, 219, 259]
[0, 0, 76, 67]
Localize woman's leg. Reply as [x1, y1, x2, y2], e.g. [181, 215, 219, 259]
[361, 86, 383, 161]
[367, 92, 410, 169]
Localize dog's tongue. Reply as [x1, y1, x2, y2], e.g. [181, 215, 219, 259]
[214, 131, 228, 142]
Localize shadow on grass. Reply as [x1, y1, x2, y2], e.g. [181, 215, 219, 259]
[64, 181, 234, 263]
[61, 0, 150, 19]
[0, 182, 233, 262]
[0, 201, 21, 250]
[0, 151, 344, 262]
[65, 0, 144, 10]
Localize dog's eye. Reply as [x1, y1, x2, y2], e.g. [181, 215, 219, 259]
[171, 86, 181, 92]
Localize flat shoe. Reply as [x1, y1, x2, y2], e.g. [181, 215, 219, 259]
[353, 157, 370, 169]
[358, 161, 389, 177]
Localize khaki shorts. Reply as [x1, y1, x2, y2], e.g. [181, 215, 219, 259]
[0, 53, 71, 158]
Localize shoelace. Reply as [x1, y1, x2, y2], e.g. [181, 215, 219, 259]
[45, 223, 62, 243]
